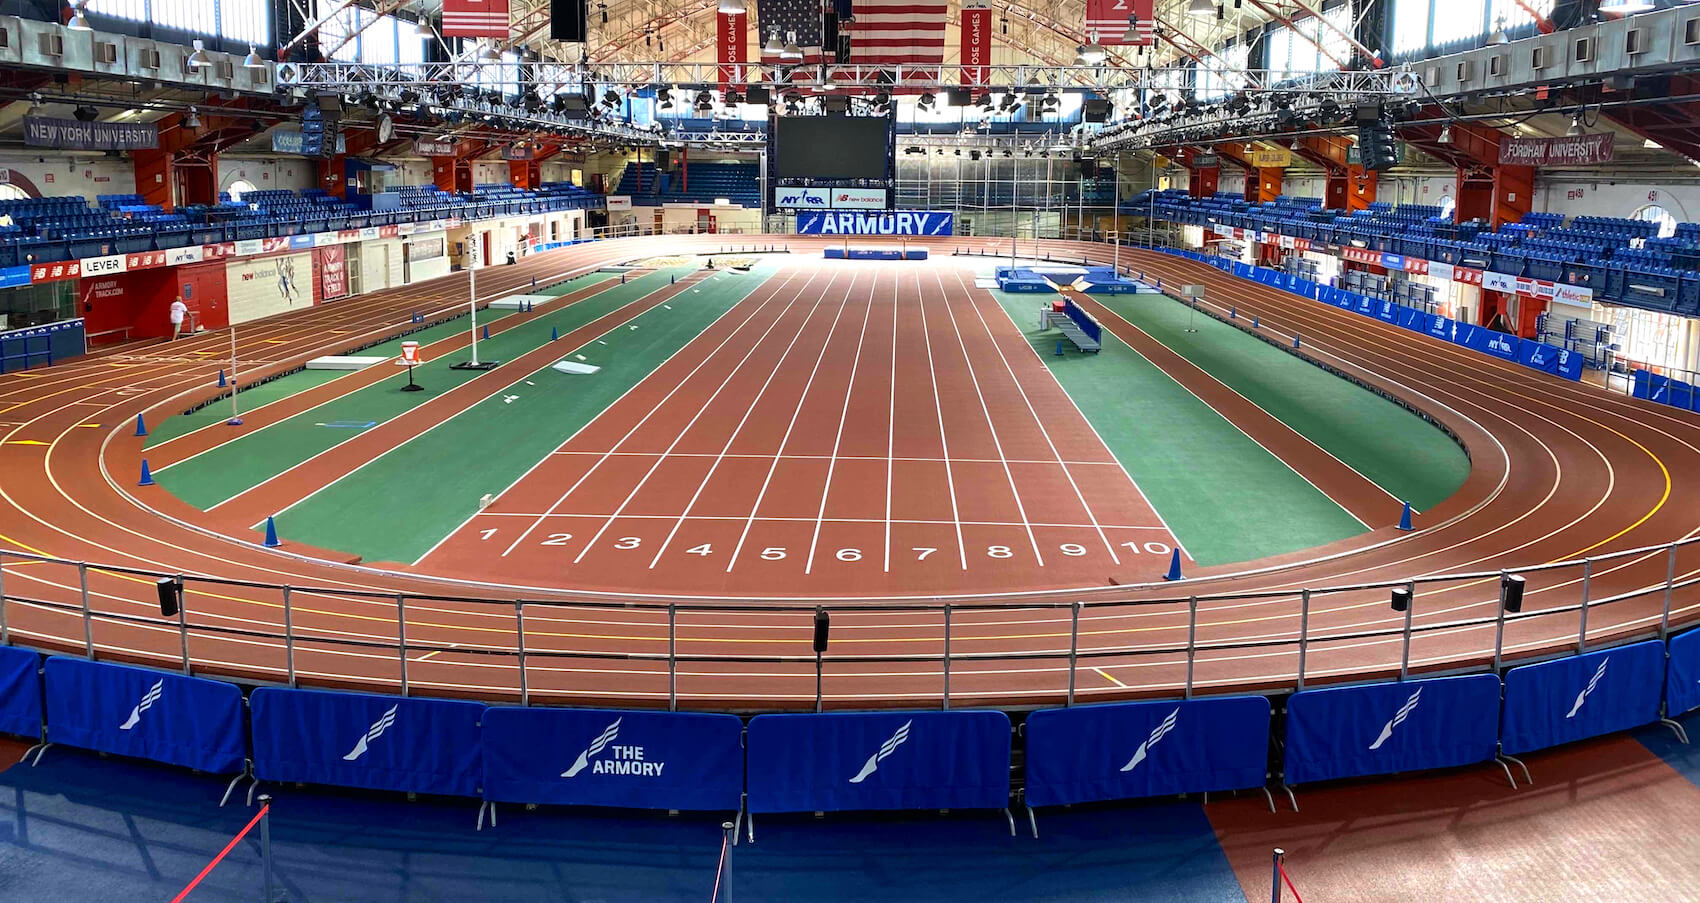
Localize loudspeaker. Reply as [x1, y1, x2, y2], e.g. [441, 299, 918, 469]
[1078, 158, 1097, 178]
[1355, 103, 1384, 125]
[156, 577, 180, 618]
[745, 85, 770, 105]
[823, 95, 850, 113]
[552, 0, 589, 42]
[1500, 574, 1525, 613]
[561, 93, 589, 118]
[315, 94, 343, 114]
[1390, 587, 1411, 612]
[813, 609, 830, 653]
[947, 87, 971, 108]
[1083, 98, 1111, 122]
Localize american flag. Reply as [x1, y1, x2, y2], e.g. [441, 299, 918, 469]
[441, 0, 510, 38]
[757, 0, 826, 66]
[850, 0, 946, 66]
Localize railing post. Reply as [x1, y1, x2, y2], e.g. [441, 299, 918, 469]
[1577, 557, 1592, 653]
[396, 593, 409, 697]
[667, 603, 677, 712]
[500, 601, 521, 707]
[258, 794, 275, 903]
[1066, 602, 1080, 706]
[1185, 595, 1198, 700]
[1493, 570, 1508, 671]
[1661, 543, 1678, 640]
[281, 586, 296, 687]
[176, 574, 190, 675]
[1295, 590, 1311, 691]
[941, 604, 952, 710]
[1399, 581, 1415, 680]
[0, 550, 9, 646]
[77, 562, 93, 659]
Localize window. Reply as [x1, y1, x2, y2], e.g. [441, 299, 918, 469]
[317, 1, 427, 67]
[1635, 204, 1678, 240]
[225, 179, 256, 202]
[0, 184, 29, 203]
[1267, 6, 1349, 78]
[1197, 44, 1250, 102]
[86, 0, 269, 46]
[1388, 0, 1557, 59]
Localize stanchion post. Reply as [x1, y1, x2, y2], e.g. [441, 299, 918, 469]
[515, 600, 529, 706]
[0, 550, 8, 646]
[282, 586, 296, 687]
[78, 562, 94, 658]
[1661, 543, 1677, 639]
[941, 604, 952, 710]
[1066, 602, 1081, 706]
[1295, 590, 1311, 690]
[1493, 570, 1509, 671]
[1185, 595, 1198, 699]
[258, 794, 275, 903]
[1577, 557, 1592, 653]
[1269, 848, 1285, 903]
[1399, 581, 1415, 680]
[396, 593, 409, 696]
[667, 603, 678, 712]
[720, 820, 736, 902]
[176, 574, 190, 674]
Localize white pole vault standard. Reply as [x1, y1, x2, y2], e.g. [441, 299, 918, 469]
[452, 232, 500, 371]
[226, 324, 242, 426]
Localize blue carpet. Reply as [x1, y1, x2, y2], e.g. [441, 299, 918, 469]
[1637, 707, 1700, 789]
[0, 747, 1246, 902]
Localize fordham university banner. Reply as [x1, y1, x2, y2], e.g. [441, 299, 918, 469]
[717, 10, 747, 88]
[1085, 0, 1155, 45]
[960, 5, 991, 85]
[442, 0, 509, 37]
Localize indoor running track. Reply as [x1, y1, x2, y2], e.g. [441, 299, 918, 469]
[417, 256, 1188, 596]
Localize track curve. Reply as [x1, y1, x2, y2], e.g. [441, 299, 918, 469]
[1, 235, 1696, 710]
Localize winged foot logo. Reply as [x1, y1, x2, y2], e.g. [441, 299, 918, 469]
[850, 720, 912, 783]
[559, 717, 664, 777]
[1566, 659, 1608, 719]
[1121, 707, 1179, 772]
[344, 704, 399, 761]
[119, 679, 164, 731]
[1369, 688, 1422, 750]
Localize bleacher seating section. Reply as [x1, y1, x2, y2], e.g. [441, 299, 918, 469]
[1125, 189, 1700, 316]
[614, 162, 761, 208]
[0, 182, 604, 270]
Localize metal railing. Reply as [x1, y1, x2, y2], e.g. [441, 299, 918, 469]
[0, 534, 1694, 712]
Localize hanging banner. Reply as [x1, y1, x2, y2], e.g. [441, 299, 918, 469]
[960, 5, 992, 86]
[1250, 147, 1292, 168]
[1086, 0, 1155, 45]
[23, 116, 158, 151]
[1499, 133, 1614, 167]
[717, 10, 747, 88]
[317, 245, 349, 301]
[441, 0, 511, 37]
[414, 139, 459, 156]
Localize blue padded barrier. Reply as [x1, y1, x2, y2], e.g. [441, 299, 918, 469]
[1284, 674, 1501, 786]
[1665, 629, 1700, 718]
[1024, 696, 1270, 807]
[1062, 299, 1103, 344]
[1500, 640, 1665, 755]
[1453, 323, 1522, 362]
[746, 710, 1010, 814]
[251, 688, 484, 797]
[482, 707, 743, 811]
[43, 658, 244, 773]
[0, 647, 41, 739]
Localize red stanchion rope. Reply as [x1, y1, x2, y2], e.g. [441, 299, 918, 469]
[1278, 863, 1298, 903]
[709, 829, 732, 903]
[169, 803, 270, 903]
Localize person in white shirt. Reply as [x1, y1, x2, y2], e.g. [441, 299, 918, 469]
[169, 297, 189, 341]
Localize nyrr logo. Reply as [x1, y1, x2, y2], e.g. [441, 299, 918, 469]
[1369, 688, 1421, 750]
[119, 679, 164, 731]
[344, 704, 398, 761]
[1120, 707, 1179, 772]
[1487, 335, 1516, 355]
[1566, 660, 1608, 719]
[560, 717, 664, 777]
[850, 719, 911, 783]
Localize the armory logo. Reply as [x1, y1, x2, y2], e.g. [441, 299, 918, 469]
[1369, 688, 1421, 750]
[1566, 660, 1608, 719]
[344, 704, 398, 761]
[562, 717, 666, 778]
[850, 720, 912, 783]
[120, 679, 164, 731]
[800, 211, 952, 236]
[1120, 707, 1179, 772]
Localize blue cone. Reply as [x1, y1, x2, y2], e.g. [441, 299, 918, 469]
[671, 274, 676, 285]
[1229, 306, 1237, 319]
[134, 414, 147, 437]
[531, 276, 537, 289]
[1054, 340, 1064, 357]
[1163, 548, 1183, 581]
[217, 369, 227, 388]
[1293, 334, 1301, 349]
[481, 324, 490, 340]
[1398, 501, 1413, 531]
[1253, 315, 1261, 329]
[621, 273, 626, 284]
[550, 326, 559, 341]
[138, 459, 155, 486]
[263, 516, 280, 547]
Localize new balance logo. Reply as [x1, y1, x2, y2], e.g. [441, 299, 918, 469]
[562, 718, 621, 778]
[850, 720, 911, 783]
[343, 705, 398, 761]
[1566, 660, 1608, 719]
[1370, 688, 1421, 750]
[1121, 707, 1179, 772]
[119, 680, 163, 731]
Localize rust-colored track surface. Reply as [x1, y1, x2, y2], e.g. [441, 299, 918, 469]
[1, 236, 1697, 711]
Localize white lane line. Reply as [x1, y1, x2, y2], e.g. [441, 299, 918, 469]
[915, 265, 969, 571]
[947, 267, 1120, 566]
[884, 266, 899, 574]
[568, 271, 827, 564]
[929, 265, 1044, 567]
[800, 268, 880, 575]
